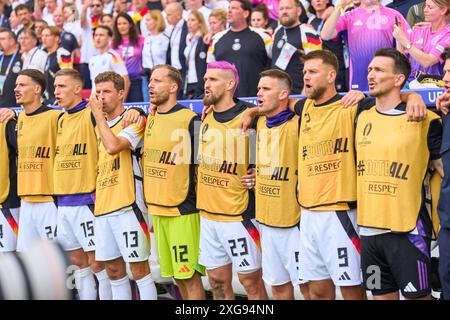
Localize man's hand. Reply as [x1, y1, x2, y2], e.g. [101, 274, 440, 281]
[241, 167, 256, 189]
[405, 93, 427, 121]
[240, 108, 260, 134]
[437, 92, 450, 115]
[201, 105, 213, 121]
[341, 90, 365, 108]
[121, 108, 141, 128]
[0, 108, 16, 122]
[88, 92, 105, 120]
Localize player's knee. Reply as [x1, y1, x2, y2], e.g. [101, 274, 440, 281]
[69, 249, 89, 268]
[129, 261, 150, 280]
[272, 283, 294, 300]
[238, 272, 264, 296]
[105, 260, 126, 280]
[90, 260, 105, 274]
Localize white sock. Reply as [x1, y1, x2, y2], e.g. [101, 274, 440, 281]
[75, 267, 97, 300]
[135, 274, 158, 300]
[110, 276, 132, 300]
[95, 269, 112, 300]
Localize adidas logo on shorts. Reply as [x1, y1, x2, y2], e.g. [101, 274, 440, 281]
[178, 265, 190, 273]
[128, 250, 139, 259]
[338, 272, 351, 281]
[238, 259, 250, 268]
[88, 239, 95, 247]
[404, 282, 418, 293]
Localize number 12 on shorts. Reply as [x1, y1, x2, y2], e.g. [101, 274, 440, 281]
[172, 245, 188, 263]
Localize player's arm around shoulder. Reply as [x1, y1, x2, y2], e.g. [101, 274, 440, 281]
[427, 110, 444, 177]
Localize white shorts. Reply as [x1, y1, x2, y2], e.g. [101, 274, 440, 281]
[16, 200, 58, 252]
[57, 205, 96, 252]
[299, 209, 362, 286]
[199, 217, 262, 273]
[95, 205, 150, 263]
[0, 207, 20, 252]
[260, 223, 302, 286]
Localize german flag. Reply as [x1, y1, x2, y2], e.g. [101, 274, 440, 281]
[132, 7, 149, 24]
[132, 205, 151, 248]
[58, 54, 73, 69]
[241, 220, 261, 252]
[1, 208, 18, 236]
[303, 32, 322, 51]
[91, 15, 100, 29]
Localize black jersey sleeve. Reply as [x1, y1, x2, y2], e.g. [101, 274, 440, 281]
[189, 114, 201, 164]
[428, 118, 443, 160]
[6, 119, 17, 154]
[294, 98, 306, 117]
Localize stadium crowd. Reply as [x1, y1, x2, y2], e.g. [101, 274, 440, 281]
[0, 0, 450, 302]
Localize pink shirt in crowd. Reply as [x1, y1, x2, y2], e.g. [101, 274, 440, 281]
[407, 23, 450, 79]
[336, 6, 411, 91]
[115, 36, 145, 80]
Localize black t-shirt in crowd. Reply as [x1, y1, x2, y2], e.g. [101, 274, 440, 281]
[0, 52, 22, 108]
[212, 28, 270, 98]
[60, 31, 79, 54]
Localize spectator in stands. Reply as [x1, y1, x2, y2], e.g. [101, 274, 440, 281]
[207, 0, 272, 97]
[128, 0, 149, 36]
[321, 0, 411, 91]
[142, 10, 169, 101]
[393, 0, 450, 85]
[115, 0, 130, 16]
[80, 0, 103, 89]
[35, 0, 58, 26]
[203, 8, 227, 45]
[34, 19, 48, 45]
[41, 26, 72, 104]
[101, 13, 114, 31]
[89, 25, 130, 95]
[186, 0, 212, 28]
[407, 1, 425, 26]
[104, 0, 115, 14]
[251, 4, 271, 33]
[19, 29, 47, 72]
[0, 1, 11, 29]
[0, 28, 22, 108]
[15, 4, 34, 37]
[8, 10, 21, 34]
[165, 2, 188, 93]
[183, 10, 209, 98]
[272, 0, 321, 94]
[63, 3, 82, 45]
[252, 0, 279, 23]
[53, 7, 80, 58]
[308, 0, 346, 91]
[113, 12, 144, 102]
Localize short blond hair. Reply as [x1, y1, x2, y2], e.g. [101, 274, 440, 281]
[147, 10, 166, 33]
